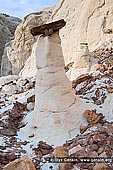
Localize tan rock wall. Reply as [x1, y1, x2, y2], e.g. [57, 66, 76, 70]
[52, 0, 113, 80]
[1, 7, 54, 76]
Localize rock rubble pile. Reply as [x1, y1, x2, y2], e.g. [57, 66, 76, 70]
[0, 75, 36, 169]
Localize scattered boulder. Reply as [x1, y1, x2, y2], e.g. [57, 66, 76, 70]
[13, 101, 27, 112]
[107, 87, 113, 93]
[0, 152, 17, 166]
[33, 141, 54, 157]
[27, 95, 35, 103]
[93, 163, 111, 170]
[0, 101, 26, 137]
[83, 109, 105, 125]
[54, 146, 68, 158]
[21, 79, 29, 86]
[3, 156, 36, 170]
[54, 146, 72, 170]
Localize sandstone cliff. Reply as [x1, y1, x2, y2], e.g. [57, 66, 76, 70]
[1, 7, 55, 76]
[52, 0, 113, 80]
[0, 13, 21, 75]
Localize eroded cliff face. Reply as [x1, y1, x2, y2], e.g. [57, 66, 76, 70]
[52, 0, 113, 80]
[1, 7, 55, 76]
[0, 13, 21, 75]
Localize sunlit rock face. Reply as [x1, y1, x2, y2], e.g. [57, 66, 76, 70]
[19, 41, 37, 77]
[51, 0, 113, 80]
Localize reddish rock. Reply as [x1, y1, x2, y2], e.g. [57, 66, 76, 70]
[13, 101, 26, 112]
[27, 95, 35, 103]
[3, 156, 36, 170]
[54, 146, 69, 157]
[93, 163, 110, 170]
[80, 125, 87, 134]
[107, 87, 113, 93]
[83, 109, 104, 125]
[64, 62, 74, 72]
[38, 141, 53, 150]
[72, 73, 92, 88]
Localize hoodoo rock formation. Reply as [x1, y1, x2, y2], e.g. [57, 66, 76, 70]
[33, 30, 74, 143]
[32, 23, 85, 145]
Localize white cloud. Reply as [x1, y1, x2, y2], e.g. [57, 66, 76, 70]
[0, 0, 58, 19]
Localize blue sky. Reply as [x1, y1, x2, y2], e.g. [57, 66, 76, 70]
[0, 0, 59, 19]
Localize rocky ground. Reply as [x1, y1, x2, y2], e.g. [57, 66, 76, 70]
[0, 75, 36, 169]
[1, 46, 113, 169]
